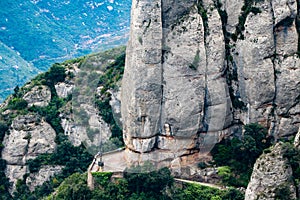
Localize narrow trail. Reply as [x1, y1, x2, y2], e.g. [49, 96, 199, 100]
[174, 178, 224, 190]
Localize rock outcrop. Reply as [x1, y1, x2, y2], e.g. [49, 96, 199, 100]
[57, 50, 124, 153]
[23, 85, 51, 107]
[1, 114, 57, 192]
[61, 102, 112, 152]
[245, 142, 297, 200]
[55, 82, 74, 99]
[121, 0, 299, 170]
[0, 47, 125, 194]
[26, 166, 63, 191]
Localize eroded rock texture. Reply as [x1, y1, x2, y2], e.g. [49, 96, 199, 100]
[23, 85, 51, 107]
[245, 143, 297, 200]
[1, 114, 57, 192]
[121, 0, 300, 168]
[26, 166, 63, 192]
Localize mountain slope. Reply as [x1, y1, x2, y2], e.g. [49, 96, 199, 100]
[0, 41, 38, 101]
[0, 46, 125, 198]
[0, 0, 131, 102]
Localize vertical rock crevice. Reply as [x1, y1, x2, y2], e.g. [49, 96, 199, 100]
[197, 0, 209, 133]
[214, 0, 247, 115]
[297, 0, 300, 53]
[155, 0, 164, 150]
[269, 0, 278, 137]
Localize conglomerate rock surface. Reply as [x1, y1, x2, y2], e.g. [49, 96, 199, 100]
[121, 0, 300, 169]
[245, 142, 297, 200]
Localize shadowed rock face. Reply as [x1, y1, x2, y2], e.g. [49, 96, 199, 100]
[121, 0, 299, 168]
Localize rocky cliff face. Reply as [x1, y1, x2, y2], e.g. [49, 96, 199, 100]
[0, 47, 125, 194]
[121, 0, 300, 168]
[1, 114, 58, 192]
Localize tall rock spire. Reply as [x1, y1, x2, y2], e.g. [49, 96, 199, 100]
[121, 0, 300, 170]
[121, 0, 163, 153]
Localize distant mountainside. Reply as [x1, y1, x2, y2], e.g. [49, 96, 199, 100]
[0, 41, 38, 100]
[0, 0, 131, 102]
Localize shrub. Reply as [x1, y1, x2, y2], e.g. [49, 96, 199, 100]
[8, 97, 28, 110]
[198, 162, 207, 169]
[54, 173, 92, 200]
[218, 166, 233, 185]
[211, 123, 272, 187]
[0, 121, 8, 141]
[124, 165, 173, 198]
[92, 172, 113, 186]
[274, 183, 292, 200]
[45, 63, 66, 84]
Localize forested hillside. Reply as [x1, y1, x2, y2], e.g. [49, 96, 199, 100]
[0, 0, 131, 102]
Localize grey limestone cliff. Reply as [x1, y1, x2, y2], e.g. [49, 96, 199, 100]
[1, 114, 58, 192]
[121, 0, 300, 170]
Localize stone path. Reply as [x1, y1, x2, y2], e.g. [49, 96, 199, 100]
[174, 178, 224, 190]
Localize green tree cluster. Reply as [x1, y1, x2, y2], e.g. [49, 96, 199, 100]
[48, 166, 173, 200]
[211, 123, 272, 187]
[47, 165, 244, 200]
[45, 63, 66, 84]
[172, 183, 244, 200]
[7, 97, 28, 110]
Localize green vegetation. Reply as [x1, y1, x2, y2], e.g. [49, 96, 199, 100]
[0, 121, 11, 199]
[172, 183, 244, 200]
[1, 59, 91, 199]
[211, 123, 273, 187]
[45, 64, 67, 84]
[213, 0, 247, 110]
[14, 131, 93, 199]
[11, 62, 93, 199]
[197, 1, 209, 38]
[45, 163, 244, 200]
[7, 97, 28, 110]
[0, 47, 128, 199]
[92, 172, 113, 187]
[189, 50, 200, 70]
[124, 164, 173, 198]
[227, 76, 247, 110]
[27, 63, 68, 134]
[235, 0, 263, 40]
[47, 165, 174, 200]
[96, 52, 125, 142]
[49, 173, 92, 200]
[282, 142, 300, 195]
[274, 183, 293, 200]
